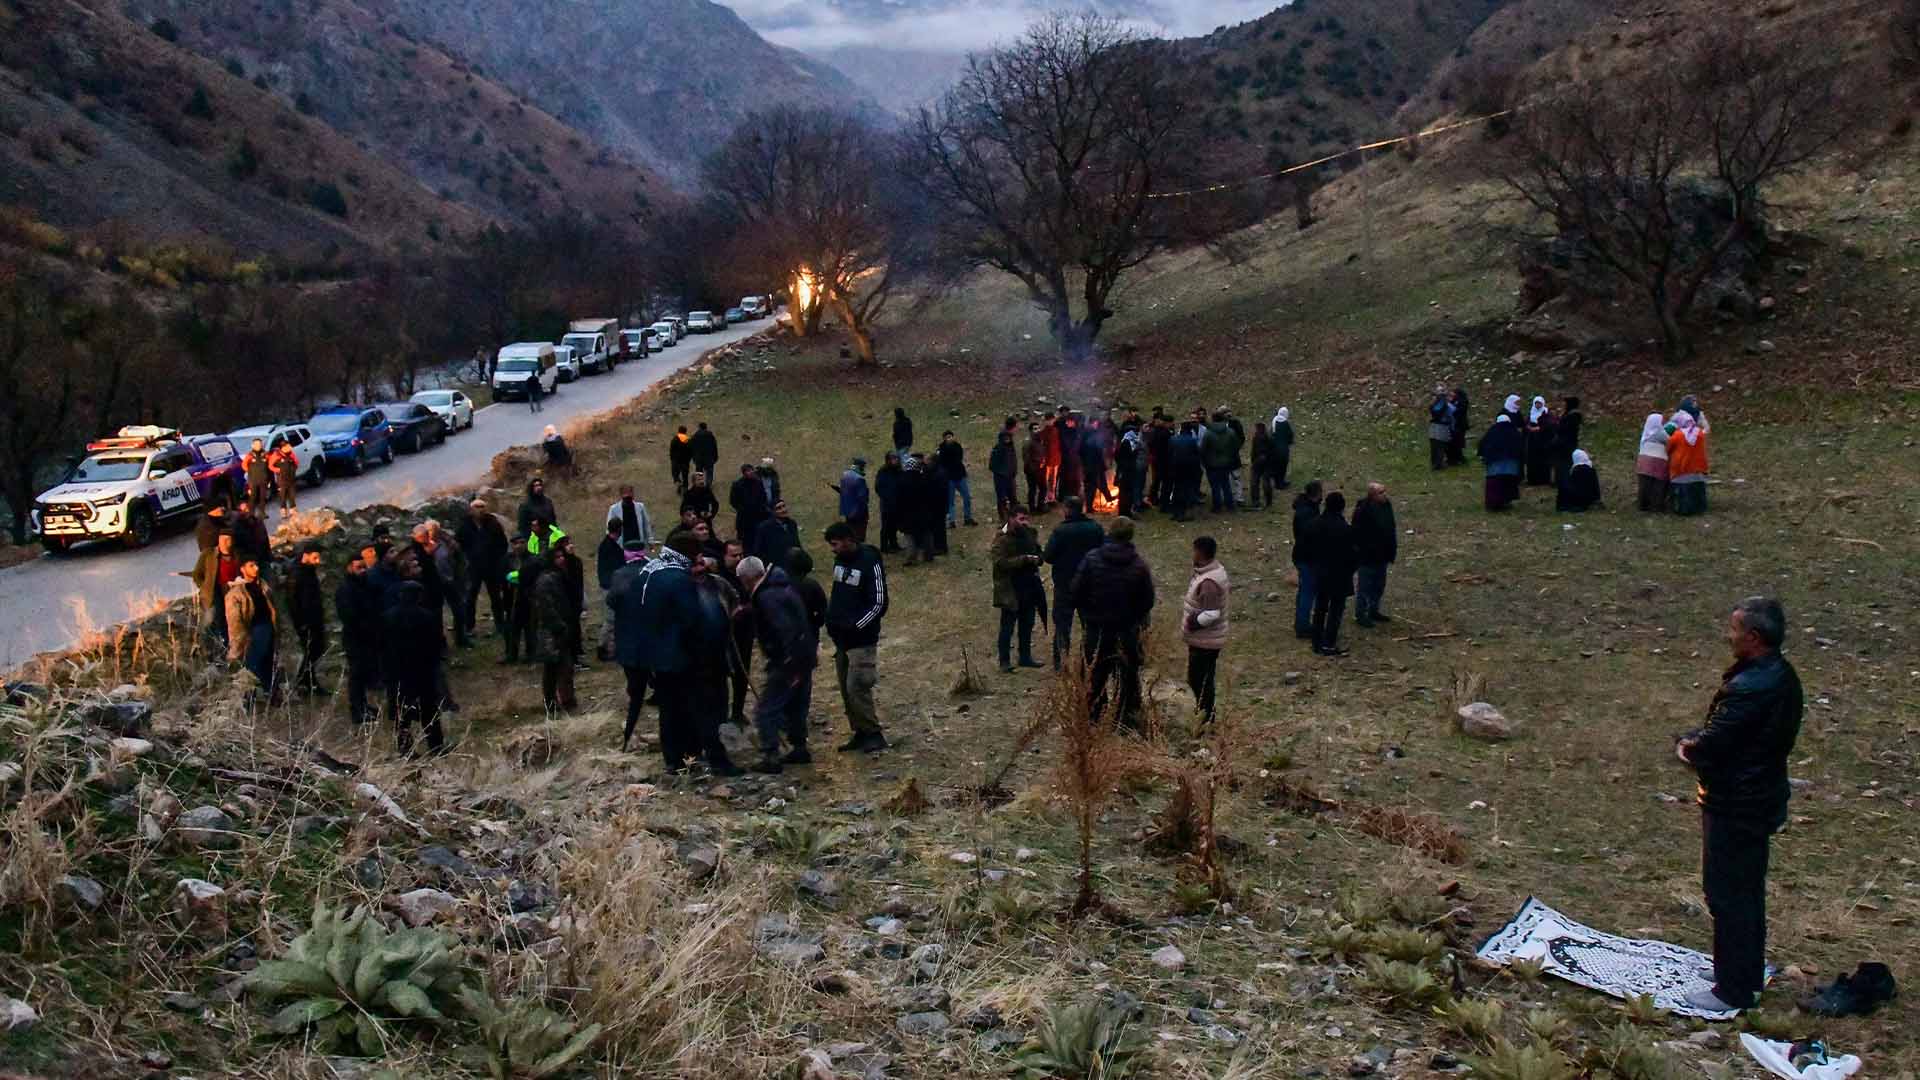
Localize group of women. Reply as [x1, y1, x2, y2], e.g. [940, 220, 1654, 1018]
[1471, 392, 1711, 516]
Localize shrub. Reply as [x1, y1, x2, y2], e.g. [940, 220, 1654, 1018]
[1439, 997, 1505, 1049]
[1469, 1039, 1576, 1080]
[1361, 957, 1447, 1009]
[306, 180, 350, 218]
[150, 18, 179, 41]
[227, 137, 261, 180]
[457, 987, 602, 1079]
[1013, 1000, 1150, 1079]
[183, 85, 215, 121]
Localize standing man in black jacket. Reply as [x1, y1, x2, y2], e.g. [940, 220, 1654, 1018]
[738, 556, 820, 773]
[688, 422, 719, 487]
[289, 544, 330, 696]
[824, 523, 889, 753]
[1350, 483, 1398, 627]
[334, 551, 382, 725]
[1069, 517, 1155, 728]
[1290, 481, 1323, 639]
[457, 500, 509, 638]
[730, 464, 770, 549]
[1042, 497, 1105, 670]
[875, 452, 905, 554]
[1302, 491, 1357, 657]
[1676, 598, 1803, 1014]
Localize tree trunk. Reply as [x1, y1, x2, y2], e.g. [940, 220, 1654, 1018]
[6, 471, 31, 546]
[830, 296, 878, 366]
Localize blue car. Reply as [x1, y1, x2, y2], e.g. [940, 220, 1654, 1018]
[308, 405, 395, 476]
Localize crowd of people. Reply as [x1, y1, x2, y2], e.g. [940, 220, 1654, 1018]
[1450, 389, 1712, 517]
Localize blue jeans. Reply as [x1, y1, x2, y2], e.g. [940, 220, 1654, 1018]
[1356, 563, 1389, 622]
[948, 477, 974, 524]
[1206, 467, 1235, 511]
[244, 622, 277, 692]
[1293, 565, 1317, 637]
[754, 664, 813, 755]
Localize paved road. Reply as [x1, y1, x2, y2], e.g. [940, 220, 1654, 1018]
[0, 318, 774, 670]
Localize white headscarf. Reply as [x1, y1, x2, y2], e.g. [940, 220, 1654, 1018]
[1639, 412, 1666, 446]
[1671, 411, 1701, 446]
[1272, 407, 1290, 426]
[542, 425, 559, 440]
[1503, 394, 1522, 415]
[1571, 449, 1593, 468]
[1529, 396, 1549, 423]
[1495, 414, 1512, 424]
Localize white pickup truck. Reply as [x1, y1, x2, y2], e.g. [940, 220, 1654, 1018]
[31, 426, 246, 552]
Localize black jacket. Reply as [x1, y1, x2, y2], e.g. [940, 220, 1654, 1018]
[610, 551, 698, 673]
[381, 583, 443, 694]
[936, 440, 967, 480]
[1351, 497, 1398, 566]
[750, 568, 819, 671]
[688, 428, 718, 469]
[669, 433, 692, 470]
[988, 440, 1016, 479]
[1685, 653, 1804, 822]
[406, 540, 445, 613]
[1555, 410, 1584, 455]
[1290, 495, 1321, 567]
[680, 484, 719, 520]
[731, 475, 769, 529]
[752, 516, 801, 563]
[875, 464, 904, 513]
[1042, 513, 1105, 592]
[1557, 465, 1601, 512]
[892, 413, 913, 449]
[826, 544, 887, 649]
[334, 573, 382, 662]
[1477, 421, 1524, 465]
[457, 513, 509, 581]
[597, 535, 626, 591]
[290, 565, 328, 644]
[1070, 540, 1154, 631]
[516, 484, 558, 536]
[195, 512, 224, 553]
[786, 549, 828, 630]
[1301, 510, 1357, 599]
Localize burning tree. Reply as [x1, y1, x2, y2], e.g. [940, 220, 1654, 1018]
[908, 14, 1221, 364]
[701, 107, 928, 365]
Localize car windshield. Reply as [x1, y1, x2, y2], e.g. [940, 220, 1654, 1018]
[499, 359, 538, 373]
[310, 413, 362, 433]
[415, 392, 451, 405]
[68, 454, 150, 483]
[563, 335, 594, 350]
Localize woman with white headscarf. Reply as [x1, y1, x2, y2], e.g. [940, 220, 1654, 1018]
[1268, 406, 1294, 490]
[542, 424, 574, 478]
[1523, 395, 1557, 486]
[1667, 411, 1709, 515]
[1556, 449, 1601, 512]
[1634, 412, 1671, 512]
[1501, 394, 1524, 426]
[1476, 414, 1524, 511]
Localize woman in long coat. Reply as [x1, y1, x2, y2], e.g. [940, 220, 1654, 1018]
[1477, 415, 1524, 511]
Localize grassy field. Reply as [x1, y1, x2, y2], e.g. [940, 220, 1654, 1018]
[5, 136, 1918, 1078]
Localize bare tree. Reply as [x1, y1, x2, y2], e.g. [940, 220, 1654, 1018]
[909, 14, 1215, 363]
[1494, 26, 1848, 359]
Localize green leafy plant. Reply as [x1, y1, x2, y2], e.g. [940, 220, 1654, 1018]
[1505, 957, 1548, 983]
[1336, 885, 1391, 930]
[1521, 1007, 1571, 1047]
[987, 886, 1047, 926]
[458, 987, 603, 1079]
[243, 902, 467, 1056]
[1367, 927, 1445, 964]
[1467, 1038, 1577, 1080]
[1585, 1022, 1675, 1080]
[761, 819, 845, 861]
[1437, 997, 1505, 1049]
[1616, 993, 1669, 1026]
[1314, 924, 1369, 962]
[1740, 1009, 1797, 1039]
[1012, 999, 1150, 1079]
[1360, 957, 1448, 1009]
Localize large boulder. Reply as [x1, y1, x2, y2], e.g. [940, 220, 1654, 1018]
[1456, 702, 1517, 741]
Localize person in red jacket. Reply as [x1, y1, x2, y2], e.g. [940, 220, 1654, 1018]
[1038, 412, 1061, 506]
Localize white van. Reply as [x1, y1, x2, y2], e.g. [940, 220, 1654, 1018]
[564, 318, 619, 375]
[492, 343, 558, 400]
[551, 344, 581, 383]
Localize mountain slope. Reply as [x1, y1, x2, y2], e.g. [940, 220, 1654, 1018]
[371, 0, 876, 185]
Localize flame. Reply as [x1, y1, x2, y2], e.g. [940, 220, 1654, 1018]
[1090, 488, 1119, 514]
[791, 267, 820, 313]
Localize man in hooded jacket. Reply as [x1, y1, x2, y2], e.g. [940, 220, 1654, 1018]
[1070, 518, 1155, 728]
[383, 581, 446, 756]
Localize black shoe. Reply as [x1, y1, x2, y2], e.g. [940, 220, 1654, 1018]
[709, 761, 746, 778]
[782, 747, 813, 766]
[1295, 630, 1313, 640]
[1018, 658, 1045, 669]
[1371, 613, 1394, 623]
[964, 519, 978, 527]
[1000, 664, 1015, 674]
[1355, 617, 1375, 628]
[1803, 962, 1899, 1017]
[751, 756, 784, 774]
[837, 736, 867, 752]
[859, 733, 889, 754]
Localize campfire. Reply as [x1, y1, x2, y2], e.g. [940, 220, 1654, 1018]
[1089, 488, 1120, 514]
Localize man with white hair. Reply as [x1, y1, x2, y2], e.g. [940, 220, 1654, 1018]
[735, 555, 818, 774]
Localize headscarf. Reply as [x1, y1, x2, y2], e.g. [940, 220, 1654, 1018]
[1671, 411, 1701, 446]
[1529, 396, 1549, 423]
[543, 425, 559, 440]
[1639, 413, 1666, 446]
[1503, 394, 1522, 415]
[1272, 407, 1290, 426]
[1495, 414, 1512, 424]
[1571, 449, 1593, 468]
[1677, 395, 1702, 422]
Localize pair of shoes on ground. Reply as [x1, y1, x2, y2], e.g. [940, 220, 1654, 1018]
[753, 746, 815, 774]
[835, 733, 889, 755]
[1313, 646, 1348, 657]
[1000, 658, 1046, 672]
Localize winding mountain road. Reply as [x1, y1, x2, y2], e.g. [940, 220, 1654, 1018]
[0, 318, 772, 671]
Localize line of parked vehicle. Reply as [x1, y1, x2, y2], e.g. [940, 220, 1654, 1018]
[27, 297, 775, 554]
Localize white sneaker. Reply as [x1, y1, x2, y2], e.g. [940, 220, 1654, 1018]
[1683, 987, 1742, 1014]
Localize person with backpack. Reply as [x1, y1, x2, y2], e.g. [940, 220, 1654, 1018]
[824, 523, 889, 753]
[737, 556, 820, 774]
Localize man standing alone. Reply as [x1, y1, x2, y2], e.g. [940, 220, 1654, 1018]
[1676, 597, 1803, 1014]
[824, 523, 889, 753]
[1351, 482, 1398, 627]
[1180, 536, 1229, 725]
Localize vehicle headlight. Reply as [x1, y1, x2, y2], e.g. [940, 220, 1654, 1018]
[90, 495, 125, 508]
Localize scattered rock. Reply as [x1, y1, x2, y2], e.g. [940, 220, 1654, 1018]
[948, 851, 977, 865]
[173, 879, 227, 938]
[1431, 1053, 1461, 1070]
[678, 842, 722, 882]
[0, 762, 21, 787]
[795, 1049, 837, 1080]
[354, 783, 426, 836]
[498, 912, 554, 947]
[758, 939, 826, 967]
[352, 854, 388, 889]
[290, 815, 338, 837]
[965, 1005, 1005, 1030]
[811, 970, 864, 995]
[387, 888, 460, 928]
[1283, 671, 1303, 686]
[175, 806, 238, 850]
[979, 1028, 1024, 1053]
[2, 997, 38, 1032]
[55, 874, 105, 912]
[1455, 702, 1516, 740]
[896, 986, 951, 1014]
[1205, 1024, 1243, 1045]
[1151, 944, 1186, 971]
[83, 699, 151, 736]
[418, 845, 488, 880]
[796, 870, 841, 907]
[1014, 847, 1036, 862]
[506, 880, 553, 914]
[109, 737, 155, 762]
[909, 943, 946, 980]
[138, 1050, 172, 1070]
[897, 1011, 950, 1037]
[865, 917, 904, 935]
[160, 991, 204, 1013]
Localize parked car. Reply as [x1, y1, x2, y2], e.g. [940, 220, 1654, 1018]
[686, 311, 720, 333]
[410, 389, 475, 432]
[493, 343, 559, 400]
[649, 321, 679, 347]
[227, 422, 327, 488]
[661, 313, 688, 337]
[380, 402, 449, 453]
[619, 327, 652, 361]
[31, 426, 245, 552]
[564, 318, 619, 374]
[552, 344, 581, 383]
[724, 307, 746, 324]
[308, 405, 395, 476]
[741, 296, 769, 319]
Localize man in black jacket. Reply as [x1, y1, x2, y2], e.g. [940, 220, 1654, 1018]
[1069, 517, 1155, 728]
[1302, 491, 1357, 657]
[824, 523, 888, 752]
[1676, 598, 1803, 1014]
[289, 544, 329, 696]
[1350, 482, 1398, 627]
[382, 581, 446, 756]
[875, 451, 905, 554]
[669, 425, 693, 492]
[752, 499, 801, 563]
[738, 557, 820, 773]
[938, 430, 976, 528]
[611, 535, 701, 765]
[1042, 497, 1105, 670]
[688, 422, 719, 484]
[335, 552, 382, 725]
[516, 478, 558, 538]
[730, 464, 770, 548]
[1290, 481, 1324, 638]
[456, 500, 509, 637]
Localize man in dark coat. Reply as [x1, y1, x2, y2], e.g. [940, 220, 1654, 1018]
[612, 535, 703, 769]
[1147, 412, 1175, 509]
[1446, 389, 1471, 466]
[192, 531, 242, 648]
[243, 439, 274, 510]
[991, 509, 1046, 672]
[1350, 483, 1398, 627]
[556, 534, 588, 667]
[730, 464, 770, 548]
[335, 551, 383, 725]
[687, 554, 745, 775]
[195, 502, 228, 553]
[456, 500, 509, 637]
[503, 535, 541, 664]
[669, 425, 693, 491]
[288, 544, 329, 696]
[382, 581, 446, 756]
[874, 452, 905, 554]
[1070, 517, 1155, 728]
[786, 547, 828, 631]
[516, 477, 559, 537]
[824, 523, 889, 753]
[533, 545, 578, 712]
[1169, 422, 1203, 522]
[1022, 424, 1048, 514]
[720, 541, 755, 727]
[597, 519, 628, 593]
[892, 408, 913, 455]
[1056, 414, 1083, 502]
[752, 499, 802, 564]
[231, 500, 271, 567]
[834, 458, 870, 543]
[738, 556, 820, 773]
[1290, 483, 1323, 640]
[989, 430, 1018, 523]
[688, 422, 719, 483]
[1676, 597, 1803, 1014]
[1042, 497, 1105, 669]
[1302, 491, 1358, 657]
[901, 456, 935, 564]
